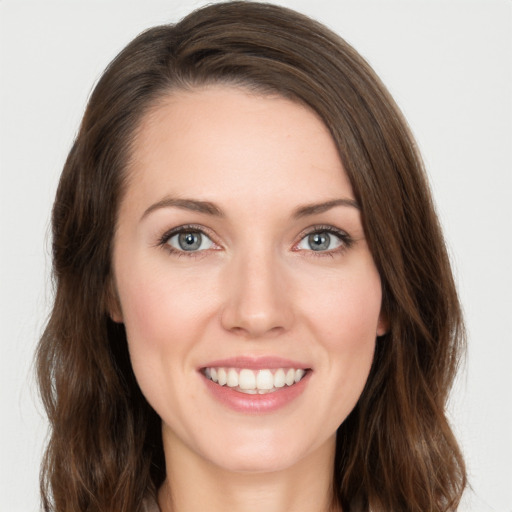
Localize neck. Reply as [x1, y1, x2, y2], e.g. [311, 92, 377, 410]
[157, 432, 339, 512]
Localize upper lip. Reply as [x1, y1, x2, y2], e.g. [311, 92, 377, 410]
[200, 356, 311, 370]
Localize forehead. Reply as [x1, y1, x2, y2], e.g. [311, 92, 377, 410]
[123, 86, 354, 216]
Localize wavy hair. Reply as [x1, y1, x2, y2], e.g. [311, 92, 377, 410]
[37, 2, 466, 511]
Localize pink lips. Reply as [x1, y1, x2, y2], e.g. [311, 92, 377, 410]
[200, 356, 311, 413]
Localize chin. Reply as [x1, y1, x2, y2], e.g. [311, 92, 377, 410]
[200, 428, 330, 475]
[211, 450, 301, 474]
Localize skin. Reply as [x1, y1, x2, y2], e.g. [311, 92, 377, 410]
[111, 86, 387, 512]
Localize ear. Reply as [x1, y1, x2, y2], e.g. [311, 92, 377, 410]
[376, 311, 389, 337]
[105, 277, 124, 323]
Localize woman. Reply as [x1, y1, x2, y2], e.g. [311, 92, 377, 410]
[36, 2, 466, 511]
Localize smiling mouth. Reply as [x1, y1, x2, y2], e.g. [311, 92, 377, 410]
[202, 367, 309, 395]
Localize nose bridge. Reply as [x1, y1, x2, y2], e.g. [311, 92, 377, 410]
[220, 241, 292, 337]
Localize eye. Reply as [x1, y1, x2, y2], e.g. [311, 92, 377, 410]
[166, 230, 215, 252]
[296, 229, 349, 253]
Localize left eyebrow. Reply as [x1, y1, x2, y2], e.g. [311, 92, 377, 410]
[292, 198, 360, 219]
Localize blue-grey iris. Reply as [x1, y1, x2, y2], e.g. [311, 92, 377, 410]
[308, 232, 330, 251]
[178, 232, 202, 251]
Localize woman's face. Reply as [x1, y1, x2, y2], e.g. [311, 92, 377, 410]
[112, 86, 386, 473]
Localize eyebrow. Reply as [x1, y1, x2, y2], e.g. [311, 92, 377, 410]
[292, 198, 360, 218]
[141, 197, 225, 221]
[140, 196, 359, 221]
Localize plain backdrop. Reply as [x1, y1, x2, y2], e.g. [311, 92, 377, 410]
[1, 1, 511, 511]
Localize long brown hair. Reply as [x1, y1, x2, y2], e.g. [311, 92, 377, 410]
[37, 2, 466, 511]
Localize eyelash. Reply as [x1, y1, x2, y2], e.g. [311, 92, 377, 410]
[157, 224, 353, 258]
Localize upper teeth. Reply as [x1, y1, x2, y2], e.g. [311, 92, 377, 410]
[204, 367, 306, 394]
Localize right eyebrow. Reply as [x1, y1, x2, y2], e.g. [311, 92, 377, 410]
[292, 198, 360, 219]
[140, 197, 225, 222]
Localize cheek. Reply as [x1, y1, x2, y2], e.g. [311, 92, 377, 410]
[300, 265, 381, 418]
[119, 260, 218, 346]
[304, 264, 383, 348]
[117, 276, 215, 437]
[115, 260, 219, 397]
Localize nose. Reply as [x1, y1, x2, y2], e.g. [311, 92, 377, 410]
[220, 248, 294, 338]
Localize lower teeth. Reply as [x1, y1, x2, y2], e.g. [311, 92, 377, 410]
[209, 381, 282, 394]
[236, 387, 280, 395]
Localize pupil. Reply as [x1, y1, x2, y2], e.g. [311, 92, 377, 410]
[309, 232, 330, 251]
[178, 232, 201, 251]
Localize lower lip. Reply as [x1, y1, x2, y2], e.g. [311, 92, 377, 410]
[202, 372, 310, 413]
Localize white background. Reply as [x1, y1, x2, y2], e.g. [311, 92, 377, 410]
[1, 1, 510, 511]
